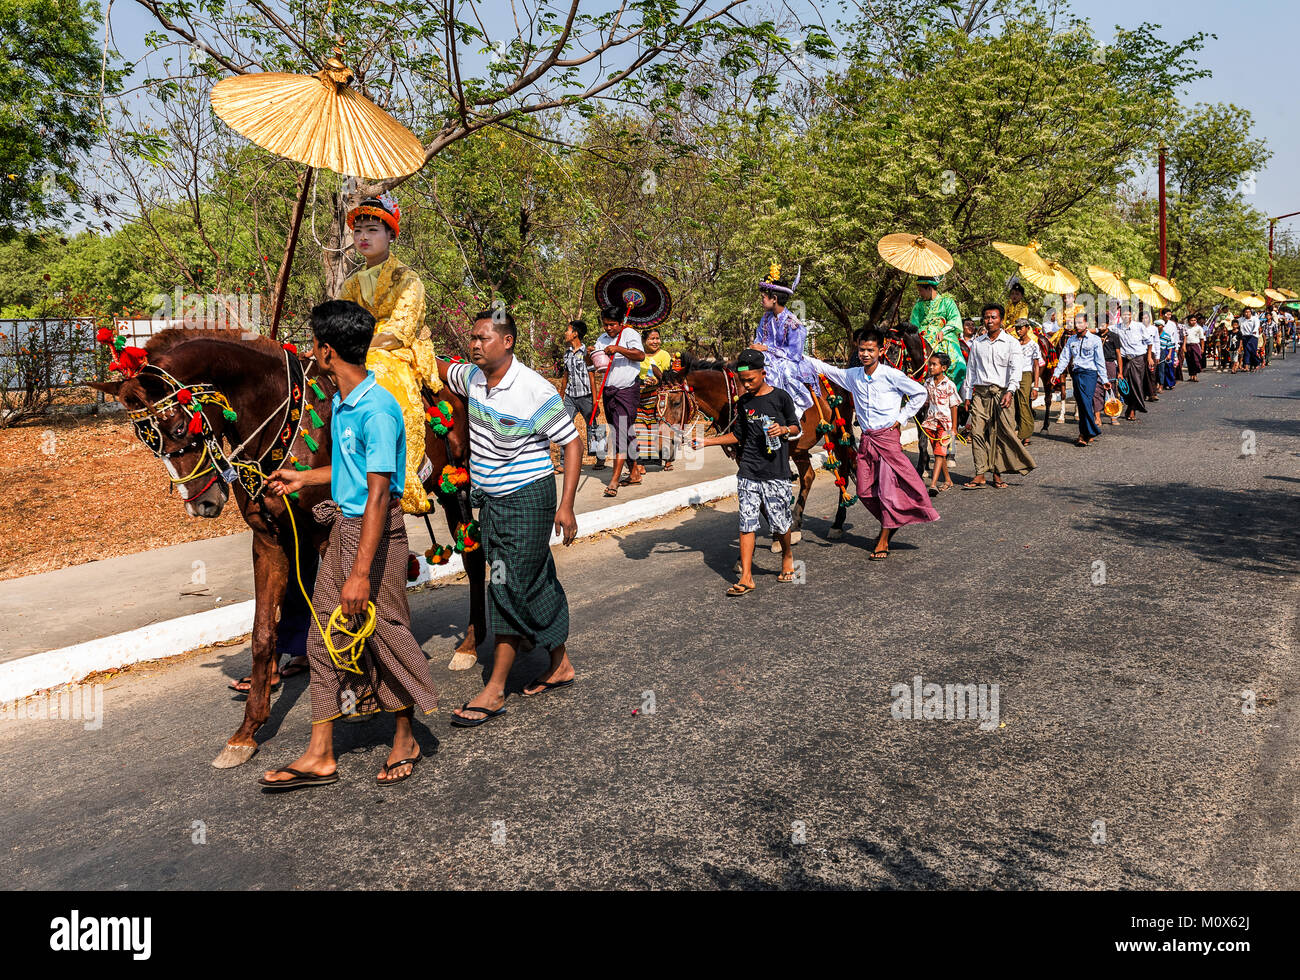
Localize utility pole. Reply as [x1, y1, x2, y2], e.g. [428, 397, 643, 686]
[1158, 145, 1168, 277]
[1268, 210, 1300, 290]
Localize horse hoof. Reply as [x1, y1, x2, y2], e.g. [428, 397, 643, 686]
[828, 528, 843, 540]
[211, 743, 258, 769]
[447, 651, 478, 671]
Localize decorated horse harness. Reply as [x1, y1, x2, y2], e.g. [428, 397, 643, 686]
[126, 348, 316, 504]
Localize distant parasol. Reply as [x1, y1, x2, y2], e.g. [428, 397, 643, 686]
[1020, 261, 1079, 295]
[1087, 266, 1130, 300]
[1128, 279, 1164, 307]
[1149, 274, 1181, 303]
[877, 233, 953, 276]
[991, 240, 1051, 275]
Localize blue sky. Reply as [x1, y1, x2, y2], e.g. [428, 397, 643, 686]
[102, 0, 1296, 232]
[1066, 0, 1298, 231]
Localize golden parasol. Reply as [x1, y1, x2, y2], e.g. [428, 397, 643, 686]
[1149, 274, 1182, 303]
[210, 57, 426, 337]
[992, 240, 1051, 275]
[1019, 260, 1079, 294]
[877, 233, 954, 276]
[1238, 291, 1266, 309]
[1087, 266, 1130, 300]
[1211, 285, 1241, 302]
[1264, 288, 1289, 303]
[1277, 287, 1299, 300]
[1128, 279, 1164, 307]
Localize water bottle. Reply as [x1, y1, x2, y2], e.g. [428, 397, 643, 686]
[760, 413, 780, 453]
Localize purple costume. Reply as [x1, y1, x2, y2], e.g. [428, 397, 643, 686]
[754, 308, 815, 415]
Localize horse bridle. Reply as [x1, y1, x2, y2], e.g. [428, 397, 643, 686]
[127, 350, 312, 504]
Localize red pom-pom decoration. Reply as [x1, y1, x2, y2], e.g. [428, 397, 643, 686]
[834, 475, 847, 488]
[454, 520, 481, 554]
[175, 388, 193, 404]
[187, 410, 206, 436]
[282, 342, 298, 354]
[95, 327, 113, 344]
[109, 346, 147, 378]
[425, 400, 454, 435]
[406, 553, 421, 582]
[438, 464, 470, 495]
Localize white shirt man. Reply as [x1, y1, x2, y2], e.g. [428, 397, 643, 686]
[593, 326, 645, 388]
[961, 329, 1022, 401]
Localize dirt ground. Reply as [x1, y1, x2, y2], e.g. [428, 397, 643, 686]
[0, 408, 246, 582]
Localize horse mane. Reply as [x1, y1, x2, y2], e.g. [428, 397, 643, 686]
[145, 327, 283, 358]
[682, 355, 735, 373]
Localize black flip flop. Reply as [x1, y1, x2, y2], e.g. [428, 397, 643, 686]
[376, 754, 422, 786]
[258, 767, 339, 792]
[450, 701, 508, 728]
[522, 677, 575, 698]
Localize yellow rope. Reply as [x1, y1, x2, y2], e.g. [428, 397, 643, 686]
[283, 500, 375, 675]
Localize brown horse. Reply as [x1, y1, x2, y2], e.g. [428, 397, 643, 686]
[662, 357, 860, 544]
[91, 330, 485, 768]
[1035, 326, 1070, 431]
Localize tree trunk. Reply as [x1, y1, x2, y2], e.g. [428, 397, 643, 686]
[323, 184, 360, 299]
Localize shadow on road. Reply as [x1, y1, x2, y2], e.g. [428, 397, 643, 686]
[1059, 480, 1300, 575]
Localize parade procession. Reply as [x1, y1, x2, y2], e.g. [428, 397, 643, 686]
[1, 0, 1298, 940]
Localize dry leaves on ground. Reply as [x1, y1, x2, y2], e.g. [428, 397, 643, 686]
[0, 413, 246, 582]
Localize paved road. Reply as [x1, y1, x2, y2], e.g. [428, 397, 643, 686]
[2, 359, 1297, 889]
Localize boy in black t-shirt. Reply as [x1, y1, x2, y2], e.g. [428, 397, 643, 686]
[694, 349, 801, 596]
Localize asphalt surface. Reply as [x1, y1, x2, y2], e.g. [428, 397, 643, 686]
[2, 357, 1298, 890]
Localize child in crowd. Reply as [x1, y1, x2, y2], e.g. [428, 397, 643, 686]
[922, 352, 959, 495]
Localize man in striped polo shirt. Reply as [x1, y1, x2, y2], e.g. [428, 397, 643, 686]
[438, 309, 581, 728]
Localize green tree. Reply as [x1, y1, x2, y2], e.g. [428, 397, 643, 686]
[0, 0, 123, 234]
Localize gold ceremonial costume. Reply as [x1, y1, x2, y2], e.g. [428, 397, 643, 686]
[341, 255, 443, 514]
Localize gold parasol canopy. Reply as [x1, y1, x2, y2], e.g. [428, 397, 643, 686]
[992, 240, 1051, 275]
[1087, 265, 1130, 300]
[1211, 285, 1241, 301]
[1278, 287, 1299, 300]
[1128, 279, 1163, 307]
[877, 233, 954, 276]
[1238, 291, 1266, 309]
[1149, 274, 1182, 303]
[209, 58, 427, 337]
[1019, 260, 1079, 294]
[210, 58, 425, 179]
[1264, 288, 1289, 303]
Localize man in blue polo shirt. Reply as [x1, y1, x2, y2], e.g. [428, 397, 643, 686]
[262, 300, 440, 790]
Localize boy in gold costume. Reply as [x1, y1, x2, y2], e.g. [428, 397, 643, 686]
[341, 192, 442, 514]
